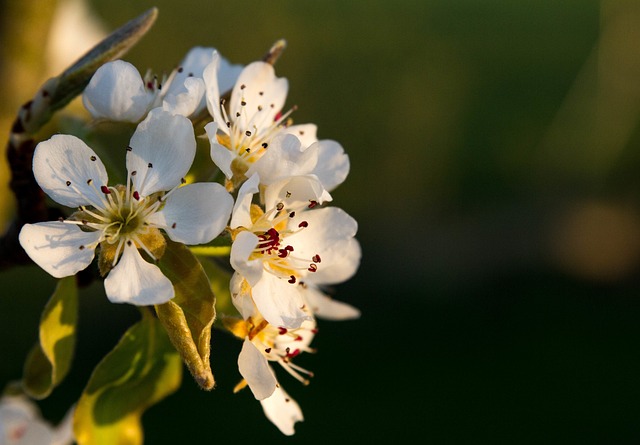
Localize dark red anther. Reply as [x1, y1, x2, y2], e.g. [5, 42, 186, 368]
[278, 327, 288, 335]
[298, 221, 308, 228]
[265, 347, 272, 353]
[289, 211, 295, 218]
[133, 191, 140, 201]
[312, 254, 321, 263]
[274, 111, 282, 121]
[308, 264, 318, 272]
[288, 275, 296, 284]
[286, 348, 301, 359]
[308, 200, 318, 209]
[100, 185, 111, 194]
[279, 249, 289, 258]
[146, 81, 154, 90]
[294, 335, 303, 342]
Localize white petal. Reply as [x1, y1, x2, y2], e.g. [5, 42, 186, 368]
[230, 62, 288, 130]
[263, 175, 331, 212]
[32, 134, 109, 209]
[288, 207, 361, 285]
[260, 385, 304, 436]
[252, 273, 311, 329]
[238, 338, 277, 400]
[303, 285, 361, 320]
[230, 231, 263, 286]
[205, 121, 235, 179]
[82, 60, 155, 122]
[147, 182, 233, 245]
[230, 272, 256, 320]
[203, 52, 226, 131]
[312, 139, 350, 192]
[162, 77, 205, 117]
[104, 243, 174, 305]
[247, 134, 319, 186]
[127, 108, 196, 197]
[19, 222, 99, 278]
[230, 173, 260, 229]
[282, 123, 318, 148]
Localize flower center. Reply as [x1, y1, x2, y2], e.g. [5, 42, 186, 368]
[247, 205, 321, 285]
[246, 314, 317, 385]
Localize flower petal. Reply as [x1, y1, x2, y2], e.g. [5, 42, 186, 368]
[302, 285, 361, 320]
[103, 243, 174, 305]
[203, 52, 226, 131]
[230, 231, 263, 286]
[19, 222, 99, 278]
[205, 121, 235, 179]
[238, 338, 277, 400]
[32, 134, 109, 209]
[282, 123, 318, 148]
[260, 385, 304, 436]
[288, 207, 361, 285]
[229, 61, 288, 131]
[312, 139, 350, 192]
[162, 77, 205, 117]
[127, 108, 196, 197]
[82, 60, 155, 122]
[263, 175, 332, 212]
[146, 182, 233, 245]
[251, 273, 311, 329]
[247, 134, 319, 186]
[230, 173, 260, 229]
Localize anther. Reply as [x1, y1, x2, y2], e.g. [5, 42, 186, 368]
[127, 240, 133, 246]
[289, 211, 295, 218]
[181, 178, 186, 184]
[148, 163, 153, 168]
[133, 191, 140, 201]
[87, 179, 92, 185]
[240, 84, 246, 90]
[126, 146, 132, 152]
[178, 67, 184, 73]
[131, 171, 137, 176]
[265, 347, 272, 353]
[79, 245, 85, 250]
[276, 203, 284, 211]
[308, 200, 318, 209]
[245, 130, 252, 137]
[65, 181, 71, 186]
[312, 254, 321, 263]
[90, 156, 97, 161]
[262, 142, 268, 148]
[298, 221, 308, 228]
[241, 101, 246, 106]
[278, 327, 288, 335]
[286, 191, 292, 198]
[100, 185, 111, 194]
[288, 275, 296, 284]
[308, 264, 318, 272]
[171, 222, 177, 229]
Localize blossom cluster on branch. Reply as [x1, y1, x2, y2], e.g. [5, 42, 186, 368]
[4, 16, 361, 442]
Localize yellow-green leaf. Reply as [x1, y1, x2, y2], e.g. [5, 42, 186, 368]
[23, 276, 78, 399]
[74, 311, 182, 445]
[155, 239, 216, 390]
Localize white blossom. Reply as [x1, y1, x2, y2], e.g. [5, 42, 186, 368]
[19, 109, 233, 305]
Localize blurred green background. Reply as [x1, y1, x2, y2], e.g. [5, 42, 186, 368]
[4, 0, 640, 443]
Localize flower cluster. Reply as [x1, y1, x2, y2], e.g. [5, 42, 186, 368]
[18, 45, 360, 436]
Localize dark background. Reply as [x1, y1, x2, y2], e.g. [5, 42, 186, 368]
[4, 0, 640, 443]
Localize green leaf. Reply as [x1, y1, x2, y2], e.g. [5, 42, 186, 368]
[155, 239, 216, 390]
[22, 276, 78, 399]
[18, 7, 158, 135]
[74, 311, 182, 445]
